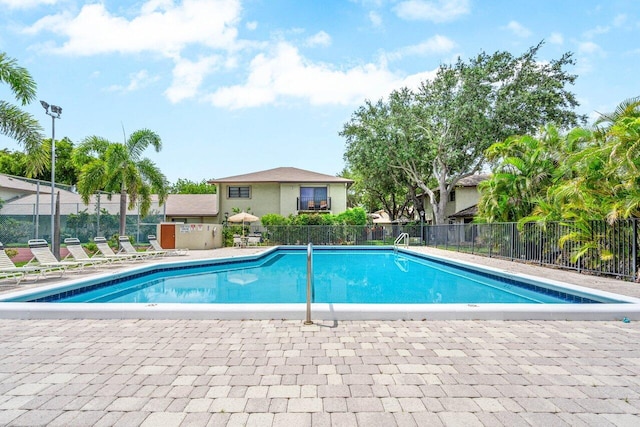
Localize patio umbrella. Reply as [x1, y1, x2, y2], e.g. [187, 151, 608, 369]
[227, 211, 259, 236]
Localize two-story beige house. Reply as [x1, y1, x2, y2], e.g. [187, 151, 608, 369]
[209, 167, 353, 219]
[424, 174, 490, 224]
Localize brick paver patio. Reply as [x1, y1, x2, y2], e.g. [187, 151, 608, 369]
[0, 247, 639, 426]
[1, 318, 639, 426]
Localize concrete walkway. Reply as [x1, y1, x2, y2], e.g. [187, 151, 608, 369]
[0, 247, 639, 426]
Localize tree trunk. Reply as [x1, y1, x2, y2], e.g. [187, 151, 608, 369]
[119, 189, 127, 236]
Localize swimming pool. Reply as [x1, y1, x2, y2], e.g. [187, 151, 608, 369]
[1, 246, 639, 320]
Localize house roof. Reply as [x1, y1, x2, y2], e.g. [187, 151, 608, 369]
[2, 192, 218, 217]
[164, 194, 218, 217]
[456, 174, 491, 187]
[209, 167, 353, 185]
[449, 204, 479, 218]
[0, 174, 54, 197]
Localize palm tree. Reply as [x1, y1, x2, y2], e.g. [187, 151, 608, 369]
[0, 52, 46, 175]
[72, 129, 169, 235]
[477, 125, 564, 223]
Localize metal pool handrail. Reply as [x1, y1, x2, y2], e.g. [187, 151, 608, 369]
[304, 243, 314, 325]
[394, 233, 409, 249]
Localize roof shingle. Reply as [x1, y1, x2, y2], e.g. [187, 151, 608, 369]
[209, 167, 353, 185]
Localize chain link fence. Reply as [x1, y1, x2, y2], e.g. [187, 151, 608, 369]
[0, 202, 164, 245]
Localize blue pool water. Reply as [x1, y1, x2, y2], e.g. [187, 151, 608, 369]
[10, 248, 610, 304]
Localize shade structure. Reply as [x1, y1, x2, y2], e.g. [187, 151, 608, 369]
[227, 211, 259, 237]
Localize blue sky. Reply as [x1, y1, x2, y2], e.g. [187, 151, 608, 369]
[1, 0, 638, 184]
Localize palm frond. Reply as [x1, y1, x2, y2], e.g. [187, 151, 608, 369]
[0, 52, 38, 105]
[127, 129, 162, 160]
[0, 101, 44, 151]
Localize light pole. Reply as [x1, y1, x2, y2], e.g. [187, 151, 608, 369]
[419, 210, 425, 245]
[40, 101, 62, 257]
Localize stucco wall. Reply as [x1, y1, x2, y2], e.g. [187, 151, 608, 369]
[328, 183, 349, 214]
[218, 183, 280, 220]
[457, 187, 480, 211]
[280, 184, 299, 217]
[216, 181, 351, 222]
[165, 216, 219, 224]
[157, 223, 222, 250]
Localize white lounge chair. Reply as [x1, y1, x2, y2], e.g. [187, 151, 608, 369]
[63, 238, 111, 268]
[118, 236, 162, 259]
[93, 237, 139, 262]
[147, 235, 188, 256]
[0, 242, 58, 284]
[26, 239, 83, 274]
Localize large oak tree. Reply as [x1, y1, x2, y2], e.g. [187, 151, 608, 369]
[342, 42, 585, 224]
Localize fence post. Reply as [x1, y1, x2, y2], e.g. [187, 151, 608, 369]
[538, 225, 543, 265]
[471, 224, 475, 254]
[488, 223, 492, 258]
[633, 218, 638, 281]
[510, 223, 515, 261]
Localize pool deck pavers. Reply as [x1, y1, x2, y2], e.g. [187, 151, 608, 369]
[1, 247, 640, 426]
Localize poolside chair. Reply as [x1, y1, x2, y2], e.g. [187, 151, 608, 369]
[0, 242, 57, 284]
[93, 237, 140, 262]
[118, 236, 163, 259]
[147, 235, 188, 256]
[233, 235, 243, 248]
[63, 238, 111, 268]
[246, 234, 261, 247]
[26, 239, 83, 274]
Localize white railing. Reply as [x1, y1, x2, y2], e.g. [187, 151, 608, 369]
[394, 232, 409, 249]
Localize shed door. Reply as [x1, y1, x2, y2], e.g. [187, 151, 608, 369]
[161, 224, 176, 249]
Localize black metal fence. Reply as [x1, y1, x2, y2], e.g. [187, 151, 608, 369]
[254, 220, 639, 281]
[423, 220, 639, 281]
[256, 224, 421, 246]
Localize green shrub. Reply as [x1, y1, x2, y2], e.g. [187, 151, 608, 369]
[5, 248, 18, 258]
[261, 213, 289, 226]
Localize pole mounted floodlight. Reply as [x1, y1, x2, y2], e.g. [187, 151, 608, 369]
[40, 100, 62, 258]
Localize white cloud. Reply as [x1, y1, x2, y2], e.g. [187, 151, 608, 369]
[206, 42, 431, 109]
[107, 69, 160, 93]
[504, 20, 531, 38]
[548, 32, 563, 45]
[386, 35, 456, 61]
[583, 25, 609, 39]
[24, 0, 242, 57]
[305, 31, 331, 47]
[369, 11, 382, 27]
[613, 14, 627, 27]
[0, 0, 57, 8]
[246, 21, 258, 31]
[578, 41, 603, 55]
[165, 56, 220, 103]
[394, 0, 470, 23]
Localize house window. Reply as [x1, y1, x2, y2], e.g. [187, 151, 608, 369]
[300, 187, 328, 210]
[449, 191, 456, 202]
[228, 186, 250, 198]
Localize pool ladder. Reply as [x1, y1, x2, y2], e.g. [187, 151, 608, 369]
[394, 233, 409, 252]
[304, 243, 314, 325]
